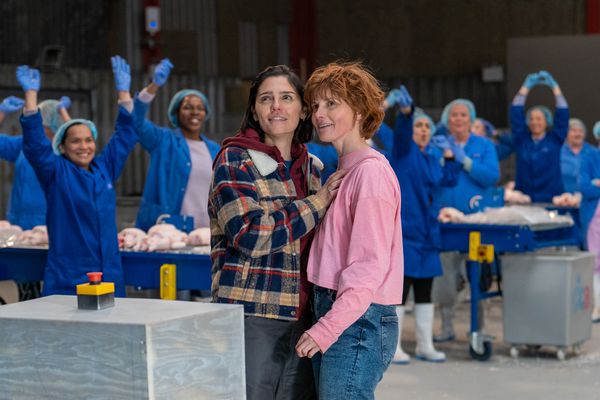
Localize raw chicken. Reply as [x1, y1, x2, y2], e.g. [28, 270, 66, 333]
[118, 227, 148, 251]
[187, 228, 211, 246]
[0, 221, 24, 245]
[15, 225, 49, 246]
[552, 192, 582, 208]
[146, 224, 188, 252]
[438, 207, 465, 223]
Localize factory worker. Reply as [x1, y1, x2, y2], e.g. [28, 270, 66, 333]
[122, 57, 220, 231]
[594, 121, 600, 148]
[471, 118, 494, 138]
[510, 70, 569, 202]
[431, 98, 500, 342]
[580, 136, 600, 320]
[17, 63, 138, 296]
[0, 96, 72, 229]
[471, 117, 514, 161]
[561, 118, 595, 194]
[384, 86, 461, 364]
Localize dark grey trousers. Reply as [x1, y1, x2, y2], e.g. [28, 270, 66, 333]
[244, 315, 317, 400]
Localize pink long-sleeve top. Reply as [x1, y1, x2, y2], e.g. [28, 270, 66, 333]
[306, 146, 404, 353]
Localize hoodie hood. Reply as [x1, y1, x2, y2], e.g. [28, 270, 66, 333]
[216, 128, 310, 197]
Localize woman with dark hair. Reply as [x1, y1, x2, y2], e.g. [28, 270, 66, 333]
[209, 65, 344, 400]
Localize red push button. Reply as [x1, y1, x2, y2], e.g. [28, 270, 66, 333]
[87, 272, 103, 285]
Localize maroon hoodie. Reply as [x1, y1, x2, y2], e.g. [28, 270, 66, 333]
[216, 128, 315, 319]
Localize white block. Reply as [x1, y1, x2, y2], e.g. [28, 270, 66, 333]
[0, 295, 245, 399]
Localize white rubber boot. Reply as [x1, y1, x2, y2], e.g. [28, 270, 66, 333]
[415, 304, 446, 362]
[433, 305, 455, 342]
[593, 275, 600, 323]
[392, 306, 410, 364]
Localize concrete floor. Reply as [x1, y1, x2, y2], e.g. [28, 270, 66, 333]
[376, 297, 600, 400]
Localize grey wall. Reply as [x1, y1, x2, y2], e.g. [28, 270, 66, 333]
[315, 0, 585, 78]
[507, 34, 600, 140]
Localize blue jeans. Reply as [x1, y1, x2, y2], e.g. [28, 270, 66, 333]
[311, 286, 398, 400]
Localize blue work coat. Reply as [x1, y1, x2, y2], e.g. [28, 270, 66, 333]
[373, 122, 393, 154]
[510, 105, 569, 202]
[434, 134, 500, 214]
[132, 97, 220, 231]
[21, 108, 138, 296]
[495, 131, 515, 161]
[578, 147, 600, 248]
[306, 142, 338, 183]
[561, 142, 596, 194]
[0, 136, 46, 228]
[388, 113, 460, 278]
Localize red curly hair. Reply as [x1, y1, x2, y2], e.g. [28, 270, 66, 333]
[304, 61, 385, 139]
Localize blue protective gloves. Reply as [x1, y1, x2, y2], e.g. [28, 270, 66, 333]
[111, 56, 131, 92]
[449, 140, 466, 164]
[385, 89, 401, 107]
[537, 70, 558, 89]
[16, 66, 41, 92]
[57, 96, 71, 111]
[522, 73, 539, 90]
[397, 85, 413, 109]
[0, 96, 25, 114]
[430, 135, 451, 151]
[522, 70, 559, 90]
[152, 58, 174, 86]
[385, 85, 413, 109]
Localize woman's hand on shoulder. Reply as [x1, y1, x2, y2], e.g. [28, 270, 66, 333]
[316, 169, 347, 205]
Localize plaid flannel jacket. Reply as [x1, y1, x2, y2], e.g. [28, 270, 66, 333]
[209, 146, 326, 320]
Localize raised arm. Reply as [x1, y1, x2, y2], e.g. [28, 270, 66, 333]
[0, 96, 25, 126]
[131, 58, 174, 151]
[536, 71, 569, 143]
[391, 85, 415, 159]
[99, 106, 139, 182]
[56, 96, 72, 123]
[17, 66, 56, 186]
[510, 73, 538, 145]
[0, 96, 26, 161]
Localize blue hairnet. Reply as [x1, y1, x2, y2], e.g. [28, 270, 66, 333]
[39, 100, 63, 134]
[413, 112, 437, 136]
[526, 106, 553, 130]
[475, 118, 495, 137]
[167, 89, 211, 128]
[52, 119, 98, 155]
[593, 121, 600, 140]
[568, 118, 586, 135]
[440, 99, 477, 127]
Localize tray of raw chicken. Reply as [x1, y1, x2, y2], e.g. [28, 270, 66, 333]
[0, 220, 211, 256]
[118, 224, 211, 255]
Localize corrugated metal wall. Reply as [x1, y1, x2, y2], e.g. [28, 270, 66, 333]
[0, 0, 109, 68]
